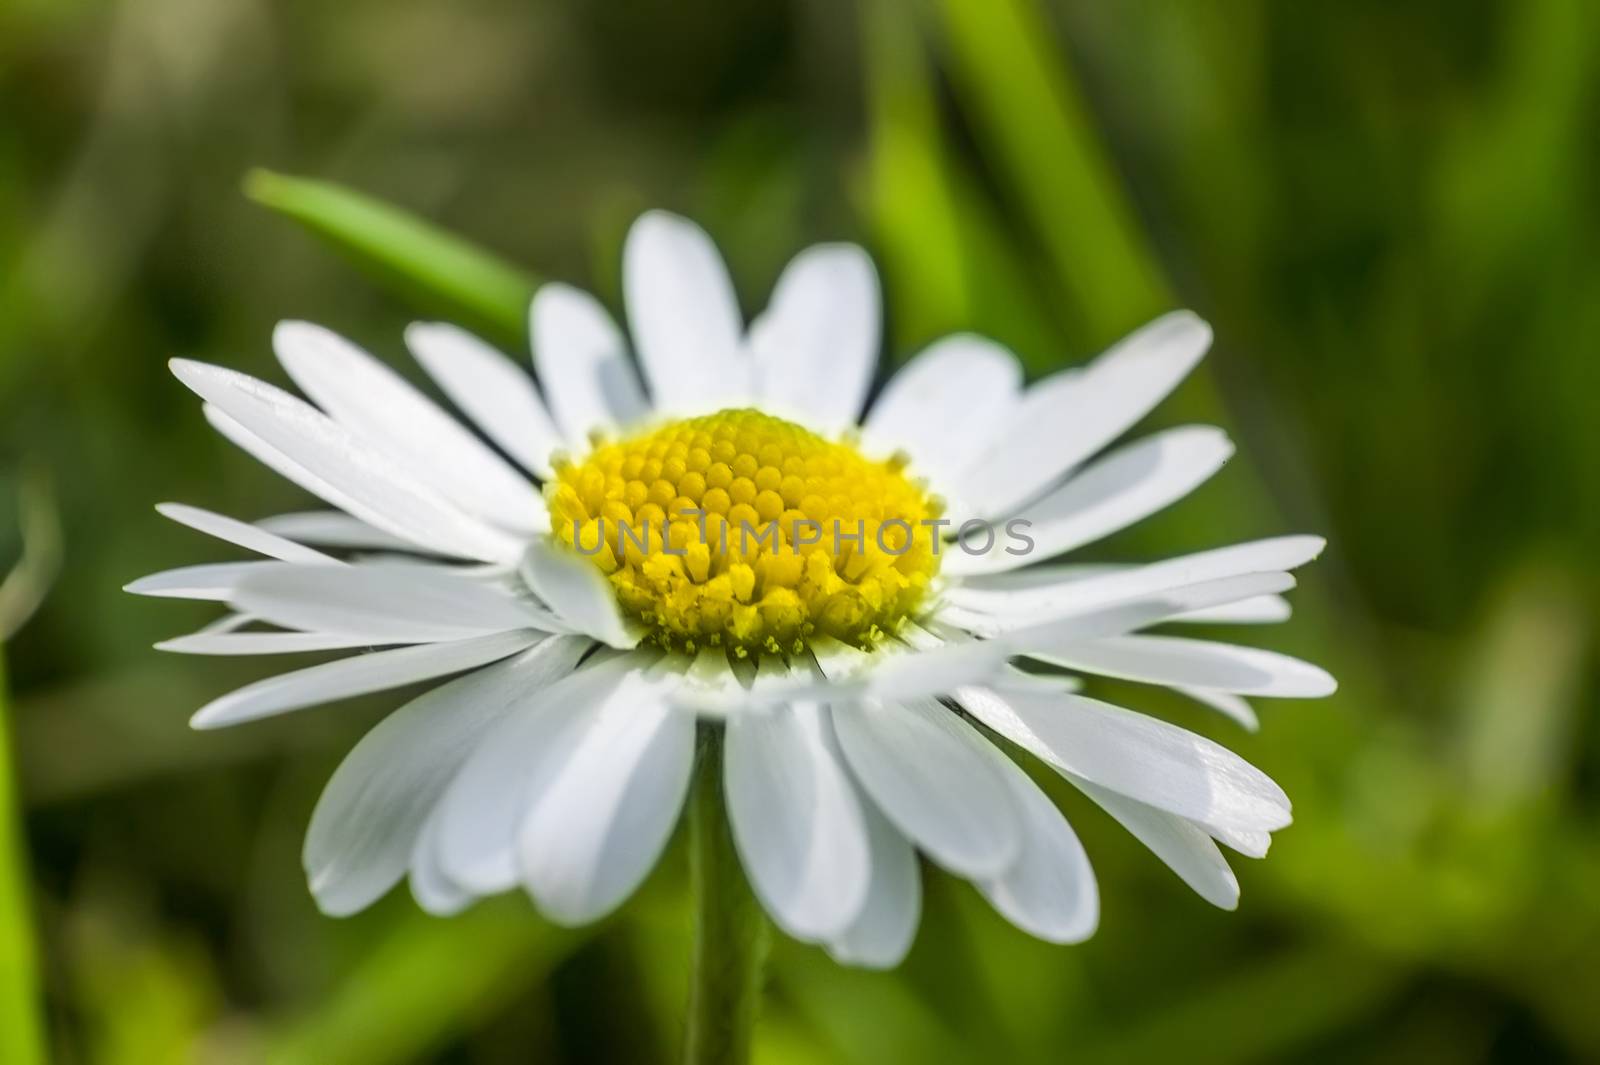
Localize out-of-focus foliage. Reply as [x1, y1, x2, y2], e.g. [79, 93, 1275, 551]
[2, 649, 48, 1065]
[1, 0, 1597, 1062]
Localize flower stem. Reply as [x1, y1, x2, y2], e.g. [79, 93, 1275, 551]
[683, 725, 767, 1065]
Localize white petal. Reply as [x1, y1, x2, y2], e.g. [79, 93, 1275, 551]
[668, 646, 759, 714]
[951, 535, 1325, 612]
[623, 211, 748, 415]
[957, 571, 1292, 626]
[409, 807, 476, 917]
[728, 626, 1076, 717]
[406, 321, 564, 478]
[831, 698, 1021, 878]
[255, 511, 422, 553]
[156, 503, 341, 564]
[725, 701, 871, 940]
[856, 598, 1169, 701]
[191, 630, 542, 729]
[231, 562, 553, 642]
[1069, 776, 1239, 909]
[1175, 595, 1292, 624]
[302, 637, 586, 915]
[516, 683, 695, 926]
[433, 652, 643, 893]
[942, 572, 1295, 643]
[521, 540, 638, 648]
[825, 790, 920, 969]
[530, 283, 650, 443]
[157, 631, 399, 655]
[976, 751, 1098, 943]
[1209, 823, 1271, 859]
[949, 561, 1121, 590]
[958, 687, 1291, 832]
[962, 311, 1211, 518]
[1177, 687, 1260, 731]
[863, 335, 1022, 499]
[726, 636, 1011, 715]
[992, 589, 1237, 650]
[202, 404, 346, 514]
[273, 321, 546, 534]
[1042, 635, 1336, 698]
[749, 244, 879, 434]
[177, 362, 521, 562]
[125, 561, 279, 601]
[946, 426, 1235, 576]
[853, 638, 1012, 702]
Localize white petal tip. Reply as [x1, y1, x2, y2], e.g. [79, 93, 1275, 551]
[1032, 919, 1100, 946]
[526, 894, 611, 929]
[522, 540, 638, 648]
[1149, 309, 1213, 356]
[189, 699, 257, 730]
[529, 280, 577, 307]
[825, 947, 909, 971]
[1173, 307, 1212, 334]
[272, 318, 321, 346]
[168, 358, 212, 388]
[1272, 666, 1336, 699]
[309, 891, 366, 919]
[631, 208, 695, 238]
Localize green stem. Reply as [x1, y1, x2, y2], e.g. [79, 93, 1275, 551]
[683, 726, 767, 1065]
[0, 647, 48, 1065]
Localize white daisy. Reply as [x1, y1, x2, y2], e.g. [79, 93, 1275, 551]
[130, 210, 1334, 967]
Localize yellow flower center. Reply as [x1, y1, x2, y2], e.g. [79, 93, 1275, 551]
[546, 408, 943, 656]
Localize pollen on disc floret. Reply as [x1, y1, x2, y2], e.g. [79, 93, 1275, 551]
[545, 408, 943, 656]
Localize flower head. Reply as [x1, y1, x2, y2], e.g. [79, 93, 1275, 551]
[547, 406, 944, 655]
[130, 210, 1334, 965]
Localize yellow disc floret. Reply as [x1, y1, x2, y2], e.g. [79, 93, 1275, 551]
[546, 408, 943, 656]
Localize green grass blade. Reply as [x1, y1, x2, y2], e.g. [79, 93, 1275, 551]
[0, 648, 49, 1065]
[245, 169, 539, 347]
[859, 1, 1064, 372]
[859, 0, 973, 353]
[934, 0, 1168, 342]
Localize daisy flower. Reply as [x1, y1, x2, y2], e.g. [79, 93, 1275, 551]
[130, 210, 1333, 970]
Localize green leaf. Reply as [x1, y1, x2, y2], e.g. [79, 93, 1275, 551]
[0, 648, 49, 1065]
[245, 170, 539, 349]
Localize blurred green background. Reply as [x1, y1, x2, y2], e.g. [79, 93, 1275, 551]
[3, 0, 1599, 1061]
